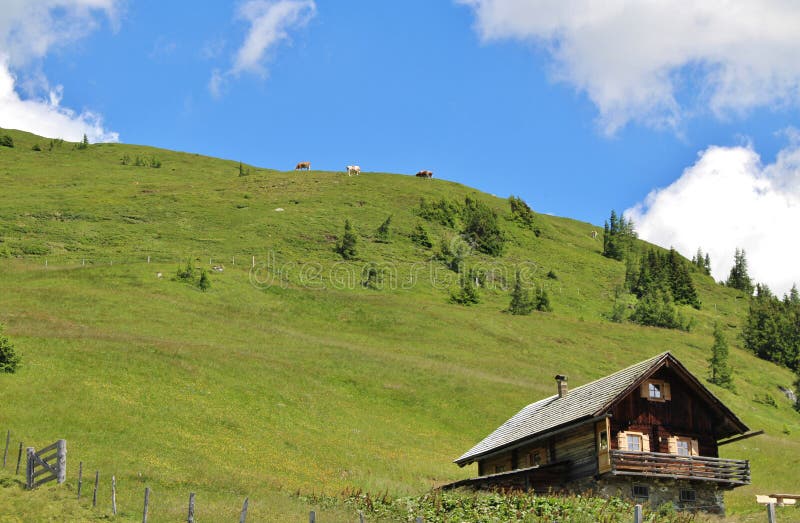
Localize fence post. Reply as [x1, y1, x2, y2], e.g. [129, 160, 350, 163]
[112, 476, 118, 515]
[188, 492, 196, 523]
[252, 256, 255, 268]
[25, 447, 34, 489]
[56, 439, 66, 484]
[77, 462, 83, 499]
[309, 510, 316, 523]
[359, 510, 365, 523]
[416, 517, 424, 523]
[3, 429, 9, 468]
[15, 442, 22, 474]
[143, 487, 150, 523]
[239, 497, 249, 523]
[93, 471, 99, 507]
[767, 502, 777, 523]
[633, 504, 643, 523]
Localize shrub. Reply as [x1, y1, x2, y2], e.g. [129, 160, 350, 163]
[417, 197, 461, 228]
[535, 287, 553, 312]
[410, 223, 433, 248]
[509, 195, 539, 234]
[546, 270, 558, 280]
[438, 233, 471, 273]
[149, 157, 162, 168]
[462, 196, 506, 256]
[630, 289, 681, 329]
[0, 135, 14, 148]
[507, 271, 533, 315]
[375, 216, 392, 243]
[0, 325, 20, 374]
[362, 263, 382, 290]
[31, 144, 42, 151]
[176, 259, 195, 282]
[450, 271, 480, 305]
[121, 154, 131, 165]
[338, 220, 358, 260]
[198, 270, 211, 292]
[76, 133, 89, 150]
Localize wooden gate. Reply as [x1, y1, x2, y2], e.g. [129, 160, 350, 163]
[26, 439, 66, 489]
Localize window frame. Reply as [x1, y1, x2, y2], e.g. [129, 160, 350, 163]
[680, 489, 697, 502]
[632, 484, 650, 499]
[626, 434, 643, 452]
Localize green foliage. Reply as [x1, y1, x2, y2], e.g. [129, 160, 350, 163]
[629, 289, 684, 330]
[417, 196, 461, 228]
[198, 269, 211, 292]
[629, 248, 700, 309]
[238, 162, 249, 177]
[795, 373, 800, 413]
[508, 195, 539, 234]
[410, 222, 433, 248]
[0, 135, 14, 148]
[437, 233, 470, 273]
[602, 210, 636, 261]
[338, 219, 358, 260]
[149, 157, 162, 168]
[691, 247, 711, 275]
[546, 270, 558, 280]
[450, 271, 480, 305]
[31, 144, 42, 152]
[754, 392, 778, 408]
[47, 138, 63, 151]
[176, 259, 196, 282]
[361, 263, 382, 290]
[120, 154, 130, 165]
[375, 215, 392, 243]
[76, 134, 89, 150]
[0, 325, 20, 373]
[709, 322, 734, 390]
[507, 271, 533, 315]
[462, 195, 506, 256]
[726, 248, 754, 294]
[534, 287, 553, 312]
[742, 283, 800, 371]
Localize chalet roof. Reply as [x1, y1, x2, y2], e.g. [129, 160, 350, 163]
[454, 351, 748, 466]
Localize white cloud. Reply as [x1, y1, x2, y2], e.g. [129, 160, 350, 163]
[209, 0, 315, 96]
[459, 0, 800, 134]
[626, 138, 800, 296]
[0, 0, 120, 142]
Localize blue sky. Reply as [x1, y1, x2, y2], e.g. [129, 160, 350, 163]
[2, 1, 799, 293]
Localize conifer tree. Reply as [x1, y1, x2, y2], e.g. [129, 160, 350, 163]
[534, 287, 553, 312]
[450, 271, 480, 305]
[507, 271, 533, 315]
[410, 223, 433, 248]
[375, 215, 392, 243]
[0, 324, 20, 373]
[338, 219, 358, 260]
[709, 322, 734, 390]
[726, 248, 754, 294]
[198, 269, 211, 292]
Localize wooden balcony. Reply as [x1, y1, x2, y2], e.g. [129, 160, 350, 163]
[609, 450, 750, 486]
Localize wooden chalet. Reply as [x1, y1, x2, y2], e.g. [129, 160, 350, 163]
[448, 352, 756, 514]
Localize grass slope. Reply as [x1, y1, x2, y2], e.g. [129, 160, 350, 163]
[0, 128, 798, 521]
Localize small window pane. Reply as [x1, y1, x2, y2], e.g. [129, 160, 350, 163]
[627, 434, 642, 452]
[676, 440, 690, 456]
[633, 485, 649, 499]
[648, 382, 662, 398]
[680, 489, 696, 502]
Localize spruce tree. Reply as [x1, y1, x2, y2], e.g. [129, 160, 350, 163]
[0, 324, 20, 373]
[704, 253, 712, 275]
[726, 248, 754, 294]
[338, 219, 358, 260]
[450, 271, 480, 305]
[375, 215, 392, 243]
[709, 322, 734, 390]
[507, 271, 533, 315]
[198, 269, 211, 292]
[534, 287, 553, 312]
[410, 223, 433, 248]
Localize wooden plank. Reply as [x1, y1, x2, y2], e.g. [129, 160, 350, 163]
[57, 440, 66, 484]
[15, 442, 22, 475]
[112, 476, 117, 515]
[37, 441, 59, 456]
[77, 462, 83, 500]
[188, 492, 196, 523]
[142, 487, 151, 523]
[3, 430, 9, 468]
[239, 497, 249, 523]
[26, 448, 34, 489]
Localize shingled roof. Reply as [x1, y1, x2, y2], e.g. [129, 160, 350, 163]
[454, 351, 748, 466]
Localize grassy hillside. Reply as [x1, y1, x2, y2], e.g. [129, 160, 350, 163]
[0, 128, 798, 521]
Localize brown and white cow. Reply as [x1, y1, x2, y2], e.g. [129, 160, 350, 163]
[295, 161, 311, 171]
[346, 165, 361, 176]
[415, 170, 433, 178]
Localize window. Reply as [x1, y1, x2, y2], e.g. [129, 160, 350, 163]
[598, 430, 609, 451]
[680, 489, 696, 502]
[676, 439, 690, 457]
[626, 434, 643, 452]
[632, 485, 649, 499]
[528, 448, 546, 467]
[494, 465, 505, 473]
[648, 382, 662, 399]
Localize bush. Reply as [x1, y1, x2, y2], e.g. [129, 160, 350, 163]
[438, 233, 471, 273]
[375, 216, 392, 243]
[31, 144, 42, 151]
[507, 271, 533, 315]
[338, 220, 358, 260]
[462, 196, 506, 256]
[630, 290, 681, 329]
[410, 223, 433, 248]
[198, 269, 211, 292]
[362, 263, 382, 290]
[121, 154, 131, 165]
[149, 157, 162, 168]
[546, 270, 558, 280]
[535, 287, 553, 312]
[509, 195, 539, 234]
[176, 259, 195, 282]
[417, 197, 461, 228]
[0, 325, 20, 373]
[450, 271, 480, 305]
[0, 135, 14, 148]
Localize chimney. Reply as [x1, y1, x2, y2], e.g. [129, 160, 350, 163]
[555, 375, 568, 398]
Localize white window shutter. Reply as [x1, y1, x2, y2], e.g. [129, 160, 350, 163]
[691, 439, 699, 456]
[642, 434, 650, 452]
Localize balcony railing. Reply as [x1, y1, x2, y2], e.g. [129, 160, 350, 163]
[609, 450, 750, 486]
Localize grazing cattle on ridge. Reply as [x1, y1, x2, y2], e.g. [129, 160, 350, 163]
[347, 165, 361, 176]
[295, 161, 311, 171]
[416, 170, 433, 179]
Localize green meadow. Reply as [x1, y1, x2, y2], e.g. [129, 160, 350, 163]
[0, 128, 798, 521]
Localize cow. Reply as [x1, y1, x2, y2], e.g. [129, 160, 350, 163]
[295, 161, 311, 171]
[347, 165, 361, 176]
[416, 170, 433, 178]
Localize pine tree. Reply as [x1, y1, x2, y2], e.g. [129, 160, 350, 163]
[602, 210, 636, 261]
[534, 287, 553, 312]
[704, 253, 712, 275]
[375, 215, 392, 243]
[410, 223, 433, 248]
[462, 196, 506, 256]
[709, 322, 734, 390]
[338, 219, 358, 260]
[726, 248, 754, 294]
[198, 269, 211, 292]
[0, 324, 20, 373]
[450, 271, 480, 305]
[507, 271, 533, 315]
